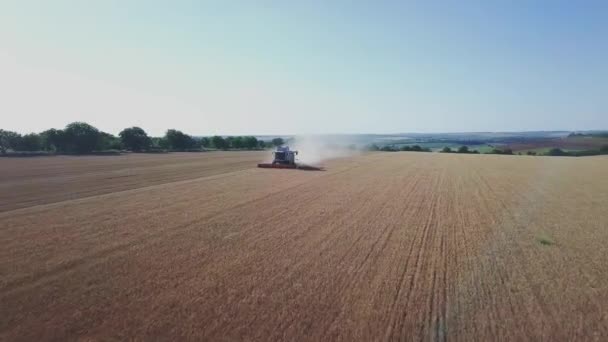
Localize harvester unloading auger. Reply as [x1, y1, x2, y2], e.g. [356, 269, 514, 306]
[258, 146, 323, 171]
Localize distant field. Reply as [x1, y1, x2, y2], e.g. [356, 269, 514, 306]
[515, 147, 584, 155]
[392, 142, 489, 152]
[470, 144, 494, 153]
[507, 136, 608, 152]
[386, 135, 608, 154]
[1, 152, 607, 340]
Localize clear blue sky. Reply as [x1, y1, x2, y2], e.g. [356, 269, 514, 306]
[1, 1, 606, 135]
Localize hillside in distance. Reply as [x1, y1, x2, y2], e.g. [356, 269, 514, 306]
[252, 130, 608, 152]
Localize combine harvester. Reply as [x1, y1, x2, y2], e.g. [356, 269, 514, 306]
[258, 146, 323, 171]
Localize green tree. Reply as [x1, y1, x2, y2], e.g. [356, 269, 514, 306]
[225, 136, 235, 148]
[100, 132, 122, 150]
[271, 137, 284, 147]
[442, 146, 452, 153]
[165, 129, 196, 150]
[211, 135, 228, 149]
[231, 136, 244, 149]
[457, 145, 469, 153]
[488, 148, 514, 155]
[62, 122, 103, 153]
[0, 130, 22, 153]
[191, 137, 203, 149]
[40, 129, 65, 151]
[547, 148, 567, 156]
[243, 136, 258, 149]
[243, 136, 256, 149]
[19, 133, 43, 151]
[380, 145, 397, 151]
[119, 127, 151, 151]
[200, 137, 210, 148]
[151, 137, 169, 150]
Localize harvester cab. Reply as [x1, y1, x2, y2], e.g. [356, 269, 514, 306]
[272, 146, 298, 165]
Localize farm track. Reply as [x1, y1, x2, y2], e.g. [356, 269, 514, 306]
[1, 152, 607, 341]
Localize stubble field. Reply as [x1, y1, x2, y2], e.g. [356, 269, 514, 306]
[1, 152, 607, 341]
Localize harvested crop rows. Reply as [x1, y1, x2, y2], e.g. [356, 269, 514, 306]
[0, 152, 267, 212]
[1, 152, 607, 341]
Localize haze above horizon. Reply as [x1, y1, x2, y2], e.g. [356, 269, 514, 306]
[1, 1, 607, 136]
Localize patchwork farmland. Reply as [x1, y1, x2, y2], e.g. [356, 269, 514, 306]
[1, 152, 607, 340]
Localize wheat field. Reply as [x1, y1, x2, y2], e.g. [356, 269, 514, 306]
[1, 152, 607, 341]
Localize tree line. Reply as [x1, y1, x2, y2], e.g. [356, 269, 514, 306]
[441, 146, 483, 154]
[0, 122, 286, 154]
[368, 144, 431, 152]
[543, 147, 608, 157]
